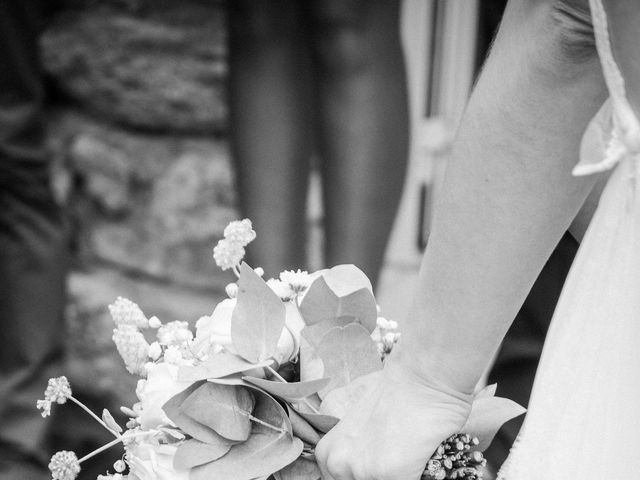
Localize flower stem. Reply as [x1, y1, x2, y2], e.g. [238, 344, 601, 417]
[78, 436, 123, 463]
[232, 264, 241, 278]
[77, 431, 150, 464]
[248, 414, 286, 434]
[69, 396, 119, 438]
[266, 366, 320, 414]
[266, 365, 287, 383]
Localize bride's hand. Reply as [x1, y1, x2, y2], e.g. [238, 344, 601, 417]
[315, 359, 472, 480]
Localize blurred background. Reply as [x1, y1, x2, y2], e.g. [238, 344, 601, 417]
[2, 0, 508, 477]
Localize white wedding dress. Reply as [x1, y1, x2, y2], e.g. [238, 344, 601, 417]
[497, 1, 640, 478]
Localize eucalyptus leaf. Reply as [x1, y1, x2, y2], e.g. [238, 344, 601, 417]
[274, 457, 322, 480]
[181, 382, 255, 442]
[163, 382, 230, 445]
[461, 395, 526, 451]
[322, 264, 373, 296]
[178, 352, 272, 382]
[191, 433, 303, 480]
[245, 383, 293, 436]
[190, 387, 301, 480]
[300, 279, 377, 348]
[290, 403, 339, 434]
[286, 405, 322, 446]
[231, 263, 287, 363]
[173, 438, 233, 469]
[298, 276, 339, 327]
[316, 323, 382, 395]
[299, 337, 324, 382]
[243, 376, 331, 401]
[208, 375, 252, 386]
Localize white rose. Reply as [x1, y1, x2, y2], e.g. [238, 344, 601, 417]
[192, 298, 236, 355]
[127, 441, 188, 480]
[193, 298, 304, 364]
[137, 363, 194, 430]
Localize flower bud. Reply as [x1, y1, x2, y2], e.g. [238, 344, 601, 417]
[225, 283, 238, 298]
[114, 460, 126, 473]
[148, 316, 162, 329]
[148, 342, 162, 361]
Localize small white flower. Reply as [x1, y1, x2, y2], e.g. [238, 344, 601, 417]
[136, 363, 194, 430]
[254, 267, 264, 277]
[223, 219, 256, 246]
[163, 345, 186, 365]
[113, 460, 126, 473]
[156, 321, 192, 347]
[279, 269, 312, 293]
[49, 450, 81, 480]
[125, 439, 189, 480]
[266, 278, 295, 301]
[148, 342, 162, 361]
[127, 418, 139, 429]
[213, 238, 245, 271]
[46, 376, 71, 402]
[372, 317, 400, 359]
[376, 316, 391, 329]
[225, 282, 238, 298]
[370, 328, 382, 343]
[148, 316, 162, 329]
[37, 399, 52, 418]
[383, 331, 398, 345]
[37, 376, 72, 417]
[113, 325, 151, 376]
[109, 297, 149, 329]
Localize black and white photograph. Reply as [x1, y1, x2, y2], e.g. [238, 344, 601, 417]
[0, 1, 636, 479]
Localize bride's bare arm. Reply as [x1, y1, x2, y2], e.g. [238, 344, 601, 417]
[394, 0, 607, 394]
[316, 2, 609, 479]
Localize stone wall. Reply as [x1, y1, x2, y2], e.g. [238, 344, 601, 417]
[43, 0, 234, 406]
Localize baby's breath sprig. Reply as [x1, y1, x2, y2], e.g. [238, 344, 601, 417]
[213, 218, 257, 277]
[372, 316, 400, 359]
[37, 377, 151, 480]
[422, 434, 486, 480]
[37, 377, 120, 438]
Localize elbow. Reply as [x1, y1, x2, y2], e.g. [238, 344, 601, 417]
[550, 0, 597, 64]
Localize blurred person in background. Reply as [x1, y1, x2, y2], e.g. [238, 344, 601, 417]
[0, 2, 69, 478]
[227, 0, 409, 289]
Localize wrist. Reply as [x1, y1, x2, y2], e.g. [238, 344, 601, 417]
[384, 348, 475, 405]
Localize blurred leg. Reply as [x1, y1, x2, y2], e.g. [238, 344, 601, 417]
[0, 2, 68, 478]
[227, 0, 315, 278]
[309, 0, 409, 288]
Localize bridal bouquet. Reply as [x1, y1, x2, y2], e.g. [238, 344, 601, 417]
[40, 219, 524, 480]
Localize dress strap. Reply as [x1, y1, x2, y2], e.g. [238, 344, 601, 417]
[573, 0, 640, 176]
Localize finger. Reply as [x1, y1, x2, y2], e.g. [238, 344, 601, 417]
[325, 451, 355, 480]
[316, 434, 355, 480]
[315, 436, 335, 480]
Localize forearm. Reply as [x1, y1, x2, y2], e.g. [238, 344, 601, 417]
[396, 0, 607, 394]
